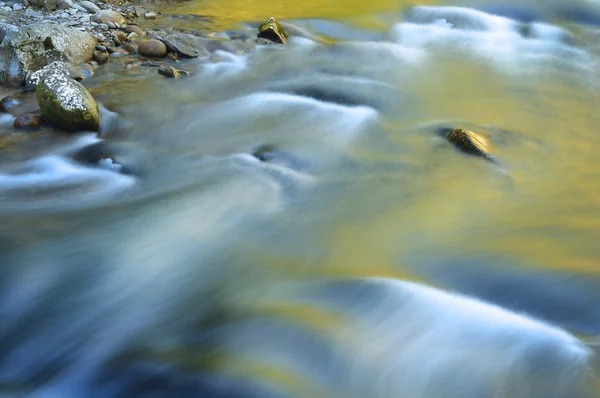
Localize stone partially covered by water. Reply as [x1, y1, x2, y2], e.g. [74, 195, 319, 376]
[446, 128, 491, 159]
[158, 66, 189, 78]
[0, 22, 96, 86]
[36, 74, 99, 132]
[258, 16, 288, 44]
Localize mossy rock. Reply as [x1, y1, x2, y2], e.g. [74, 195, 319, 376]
[36, 74, 99, 132]
[258, 17, 288, 44]
[446, 128, 491, 158]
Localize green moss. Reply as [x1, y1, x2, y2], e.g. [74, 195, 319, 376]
[36, 77, 100, 132]
[258, 16, 288, 44]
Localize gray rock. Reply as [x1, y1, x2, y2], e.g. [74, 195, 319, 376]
[0, 22, 96, 86]
[78, 0, 98, 13]
[155, 33, 204, 58]
[56, 0, 72, 9]
[44, 0, 56, 11]
[25, 61, 84, 90]
[24, 8, 41, 16]
[36, 74, 99, 131]
[12, 3, 23, 9]
[71, 3, 85, 12]
[92, 9, 124, 24]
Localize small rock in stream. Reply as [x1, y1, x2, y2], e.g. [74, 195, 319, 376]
[158, 66, 188, 78]
[13, 113, 45, 129]
[137, 39, 167, 57]
[258, 16, 288, 44]
[36, 74, 100, 132]
[446, 128, 492, 159]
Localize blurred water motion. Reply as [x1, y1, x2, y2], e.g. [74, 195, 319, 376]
[2, 1, 600, 397]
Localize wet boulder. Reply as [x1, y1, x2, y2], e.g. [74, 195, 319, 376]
[154, 32, 203, 58]
[36, 74, 100, 132]
[0, 22, 96, 87]
[258, 17, 288, 44]
[25, 61, 85, 91]
[446, 128, 491, 158]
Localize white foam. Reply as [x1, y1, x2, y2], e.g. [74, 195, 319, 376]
[0, 155, 134, 211]
[202, 50, 249, 76]
[404, 6, 518, 32]
[391, 6, 592, 75]
[0, 113, 14, 127]
[256, 277, 593, 397]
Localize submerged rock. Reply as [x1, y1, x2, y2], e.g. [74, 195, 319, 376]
[36, 75, 99, 132]
[0, 94, 21, 112]
[138, 39, 167, 58]
[446, 128, 491, 158]
[73, 141, 144, 175]
[13, 113, 45, 129]
[158, 66, 189, 78]
[0, 22, 96, 87]
[155, 33, 202, 58]
[258, 17, 288, 44]
[25, 61, 85, 91]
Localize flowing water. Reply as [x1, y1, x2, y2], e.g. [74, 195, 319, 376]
[2, 0, 600, 397]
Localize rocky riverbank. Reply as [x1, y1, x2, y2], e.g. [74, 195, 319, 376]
[0, 0, 291, 133]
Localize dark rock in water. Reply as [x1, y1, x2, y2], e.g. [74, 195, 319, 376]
[93, 50, 110, 64]
[0, 22, 96, 86]
[138, 39, 167, 58]
[13, 113, 45, 129]
[92, 10, 126, 25]
[256, 37, 277, 46]
[155, 32, 203, 58]
[0, 95, 21, 112]
[96, 45, 107, 52]
[158, 66, 189, 78]
[36, 74, 100, 132]
[258, 17, 288, 44]
[445, 128, 491, 158]
[73, 141, 142, 175]
[252, 144, 310, 172]
[25, 61, 85, 91]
